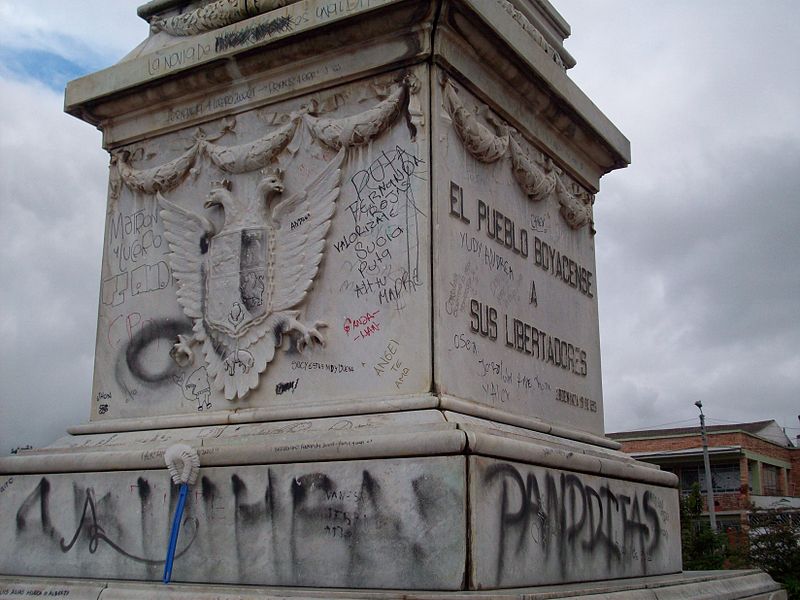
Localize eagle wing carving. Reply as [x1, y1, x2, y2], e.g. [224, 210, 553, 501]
[268, 148, 345, 313]
[157, 193, 211, 320]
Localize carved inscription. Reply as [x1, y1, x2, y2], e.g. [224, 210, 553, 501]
[449, 182, 592, 293]
[533, 236, 593, 298]
[467, 298, 588, 376]
[448, 179, 595, 413]
[145, 0, 390, 78]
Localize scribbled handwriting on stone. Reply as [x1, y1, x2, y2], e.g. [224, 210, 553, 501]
[0, 478, 14, 495]
[343, 310, 381, 341]
[372, 339, 399, 377]
[108, 209, 162, 271]
[453, 332, 479, 355]
[148, 43, 212, 76]
[349, 146, 424, 224]
[459, 231, 514, 280]
[290, 360, 355, 373]
[275, 379, 299, 395]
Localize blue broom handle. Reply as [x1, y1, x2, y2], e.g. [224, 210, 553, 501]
[163, 482, 189, 584]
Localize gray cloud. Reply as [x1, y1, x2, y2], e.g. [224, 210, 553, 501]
[0, 76, 109, 454]
[0, 1, 147, 454]
[559, 0, 800, 435]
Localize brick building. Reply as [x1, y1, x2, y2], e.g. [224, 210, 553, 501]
[608, 420, 800, 530]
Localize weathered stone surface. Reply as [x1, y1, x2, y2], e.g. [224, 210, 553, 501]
[58, 0, 635, 447]
[433, 72, 604, 437]
[66, 0, 401, 110]
[0, 456, 466, 589]
[0, 411, 468, 475]
[91, 65, 431, 420]
[40, 410, 450, 453]
[0, 570, 787, 599]
[468, 456, 682, 588]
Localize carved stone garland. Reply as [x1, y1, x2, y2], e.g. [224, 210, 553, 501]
[443, 79, 593, 231]
[111, 76, 419, 196]
[496, 0, 565, 70]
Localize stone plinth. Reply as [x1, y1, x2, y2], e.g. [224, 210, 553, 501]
[0, 571, 788, 599]
[0, 0, 783, 597]
[0, 410, 684, 589]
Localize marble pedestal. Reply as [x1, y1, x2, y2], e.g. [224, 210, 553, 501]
[0, 570, 786, 600]
[0, 0, 785, 597]
[1, 410, 683, 589]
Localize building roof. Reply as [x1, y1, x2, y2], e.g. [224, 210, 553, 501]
[608, 420, 794, 447]
[629, 446, 743, 461]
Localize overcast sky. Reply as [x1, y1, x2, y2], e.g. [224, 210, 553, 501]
[0, 1, 798, 455]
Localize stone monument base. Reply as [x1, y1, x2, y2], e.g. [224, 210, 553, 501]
[0, 571, 786, 599]
[1, 409, 785, 598]
[1, 408, 685, 590]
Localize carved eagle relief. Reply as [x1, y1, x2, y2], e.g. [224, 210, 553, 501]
[157, 148, 345, 400]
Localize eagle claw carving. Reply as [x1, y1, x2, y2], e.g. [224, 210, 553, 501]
[169, 334, 196, 367]
[286, 319, 328, 352]
[158, 148, 345, 400]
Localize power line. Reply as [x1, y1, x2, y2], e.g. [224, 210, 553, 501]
[628, 418, 697, 430]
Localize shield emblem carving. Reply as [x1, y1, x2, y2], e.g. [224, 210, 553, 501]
[204, 228, 268, 336]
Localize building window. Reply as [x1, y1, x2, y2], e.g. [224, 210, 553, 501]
[680, 464, 740, 494]
[718, 518, 742, 532]
[748, 459, 758, 493]
[761, 464, 780, 496]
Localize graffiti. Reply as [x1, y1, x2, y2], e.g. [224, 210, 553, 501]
[214, 14, 304, 53]
[275, 379, 299, 395]
[343, 310, 380, 341]
[482, 462, 668, 585]
[6, 462, 463, 588]
[0, 478, 13, 495]
[336, 145, 426, 305]
[173, 367, 212, 411]
[59, 489, 197, 564]
[345, 266, 422, 309]
[14, 477, 198, 565]
[113, 318, 192, 403]
[348, 146, 425, 225]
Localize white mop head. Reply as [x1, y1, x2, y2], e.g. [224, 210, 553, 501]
[164, 444, 200, 486]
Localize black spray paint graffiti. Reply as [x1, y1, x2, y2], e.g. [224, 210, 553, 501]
[11, 468, 456, 586]
[214, 14, 305, 52]
[484, 463, 666, 584]
[223, 468, 441, 585]
[15, 477, 198, 565]
[113, 318, 192, 404]
[125, 319, 191, 383]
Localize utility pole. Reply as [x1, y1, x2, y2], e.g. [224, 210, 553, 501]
[695, 401, 717, 530]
